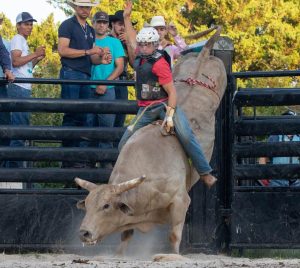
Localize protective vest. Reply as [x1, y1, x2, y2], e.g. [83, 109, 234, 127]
[272, 135, 300, 165]
[134, 50, 171, 101]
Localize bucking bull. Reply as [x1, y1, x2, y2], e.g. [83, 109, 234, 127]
[75, 26, 227, 256]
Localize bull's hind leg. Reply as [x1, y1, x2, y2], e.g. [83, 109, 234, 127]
[169, 194, 191, 253]
[116, 229, 134, 255]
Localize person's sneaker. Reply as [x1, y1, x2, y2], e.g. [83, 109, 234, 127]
[200, 174, 217, 188]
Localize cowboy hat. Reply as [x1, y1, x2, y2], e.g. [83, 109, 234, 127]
[67, 0, 99, 7]
[109, 10, 137, 25]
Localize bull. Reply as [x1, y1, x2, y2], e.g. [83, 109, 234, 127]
[75, 26, 227, 255]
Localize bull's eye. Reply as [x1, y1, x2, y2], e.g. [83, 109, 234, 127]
[103, 204, 110, 210]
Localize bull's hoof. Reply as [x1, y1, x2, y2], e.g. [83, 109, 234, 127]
[152, 254, 189, 262]
[200, 174, 217, 188]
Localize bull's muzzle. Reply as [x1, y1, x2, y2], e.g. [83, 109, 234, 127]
[79, 229, 93, 242]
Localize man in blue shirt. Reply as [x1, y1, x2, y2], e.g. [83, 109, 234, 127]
[259, 110, 300, 187]
[58, 0, 110, 167]
[90, 11, 125, 168]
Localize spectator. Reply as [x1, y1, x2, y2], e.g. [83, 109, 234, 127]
[150, 15, 187, 67]
[0, 15, 14, 167]
[7, 12, 45, 168]
[109, 10, 136, 128]
[58, 0, 109, 168]
[259, 110, 300, 187]
[90, 11, 125, 168]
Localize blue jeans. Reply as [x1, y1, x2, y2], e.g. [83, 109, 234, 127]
[118, 102, 212, 175]
[0, 84, 10, 167]
[60, 66, 92, 147]
[7, 84, 31, 167]
[114, 85, 128, 127]
[0, 84, 10, 146]
[88, 87, 116, 150]
[269, 179, 300, 187]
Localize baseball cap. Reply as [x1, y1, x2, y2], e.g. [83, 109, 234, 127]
[16, 12, 37, 24]
[93, 11, 109, 22]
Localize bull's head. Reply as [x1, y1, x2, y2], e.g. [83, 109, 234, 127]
[75, 175, 146, 245]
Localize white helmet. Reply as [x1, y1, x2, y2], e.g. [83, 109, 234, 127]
[136, 27, 159, 43]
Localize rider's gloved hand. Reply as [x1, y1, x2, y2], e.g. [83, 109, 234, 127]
[165, 106, 175, 133]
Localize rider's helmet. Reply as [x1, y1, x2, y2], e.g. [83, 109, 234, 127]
[136, 27, 160, 45]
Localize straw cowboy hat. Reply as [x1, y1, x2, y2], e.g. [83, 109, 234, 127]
[67, 0, 99, 7]
[150, 16, 166, 27]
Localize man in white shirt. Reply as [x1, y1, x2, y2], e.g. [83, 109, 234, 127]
[7, 12, 45, 168]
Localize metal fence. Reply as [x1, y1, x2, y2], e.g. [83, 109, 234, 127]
[229, 70, 300, 250]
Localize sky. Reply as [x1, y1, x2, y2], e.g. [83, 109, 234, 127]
[0, 0, 67, 23]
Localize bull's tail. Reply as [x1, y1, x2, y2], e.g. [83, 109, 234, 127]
[192, 26, 222, 77]
[184, 27, 218, 40]
[202, 26, 222, 53]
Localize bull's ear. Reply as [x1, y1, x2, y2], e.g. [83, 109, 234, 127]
[75, 177, 97, 191]
[76, 200, 86, 210]
[115, 175, 146, 195]
[116, 202, 134, 216]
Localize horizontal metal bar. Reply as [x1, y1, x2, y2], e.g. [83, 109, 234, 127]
[0, 168, 111, 183]
[0, 77, 135, 86]
[233, 88, 300, 107]
[234, 164, 300, 180]
[239, 115, 299, 120]
[232, 70, 300, 78]
[234, 119, 300, 136]
[0, 126, 125, 141]
[234, 142, 300, 157]
[0, 189, 87, 195]
[0, 98, 138, 113]
[230, 243, 300, 249]
[0, 147, 119, 161]
[234, 186, 300, 192]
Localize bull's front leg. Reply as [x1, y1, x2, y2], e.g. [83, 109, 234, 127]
[169, 194, 191, 253]
[116, 229, 134, 255]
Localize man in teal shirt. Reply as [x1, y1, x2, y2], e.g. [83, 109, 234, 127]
[90, 11, 125, 168]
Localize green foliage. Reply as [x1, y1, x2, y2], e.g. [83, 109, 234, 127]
[1, 0, 299, 120]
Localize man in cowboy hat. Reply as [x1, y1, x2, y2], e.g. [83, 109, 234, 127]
[58, 0, 111, 168]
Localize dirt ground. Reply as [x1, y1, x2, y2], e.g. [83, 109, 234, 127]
[0, 253, 299, 268]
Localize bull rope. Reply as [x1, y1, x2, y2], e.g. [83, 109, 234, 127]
[178, 73, 220, 101]
[127, 101, 169, 134]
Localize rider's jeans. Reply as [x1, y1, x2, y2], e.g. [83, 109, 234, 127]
[118, 102, 212, 175]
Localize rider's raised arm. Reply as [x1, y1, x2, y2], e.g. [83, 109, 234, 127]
[124, 0, 137, 66]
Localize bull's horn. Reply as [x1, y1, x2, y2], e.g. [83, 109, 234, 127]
[115, 175, 146, 194]
[74, 177, 97, 191]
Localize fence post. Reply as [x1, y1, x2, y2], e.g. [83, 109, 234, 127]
[213, 37, 234, 252]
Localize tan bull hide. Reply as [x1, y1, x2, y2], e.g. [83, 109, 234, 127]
[75, 26, 227, 256]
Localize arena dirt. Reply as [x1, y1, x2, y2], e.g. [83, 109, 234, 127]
[0, 253, 299, 268]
